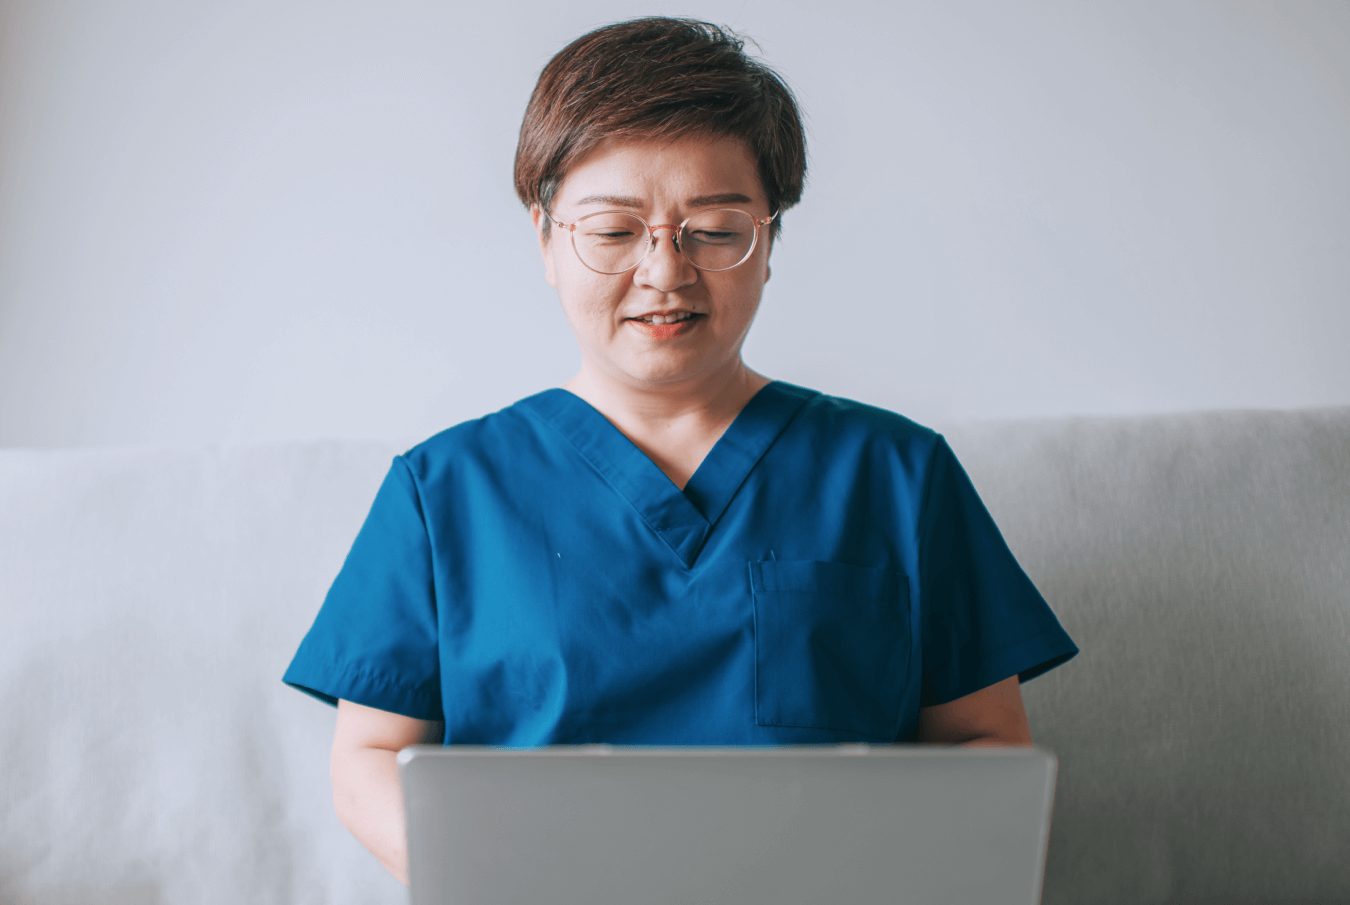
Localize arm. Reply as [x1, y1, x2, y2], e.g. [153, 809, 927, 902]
[331, 699, 444, 885]
[915, 675, 1034, 747]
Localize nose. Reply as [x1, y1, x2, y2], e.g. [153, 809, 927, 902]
[634, 225, 696, 291]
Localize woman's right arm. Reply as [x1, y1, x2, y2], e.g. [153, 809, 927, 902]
[330, 699, 444, 886]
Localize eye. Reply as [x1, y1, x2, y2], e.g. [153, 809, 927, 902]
[579, 228, 641, 246]
[683, 210, 752, 247]
[577, 213, 646, 243]
[686, 228, 741, 244]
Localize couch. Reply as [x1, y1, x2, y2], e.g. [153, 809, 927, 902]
[2, 406, 1347, 904]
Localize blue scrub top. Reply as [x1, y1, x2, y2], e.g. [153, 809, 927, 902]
[284, 381, 1077, 744]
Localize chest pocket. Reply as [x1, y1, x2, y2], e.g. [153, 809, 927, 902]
[751, 560, 910, 739]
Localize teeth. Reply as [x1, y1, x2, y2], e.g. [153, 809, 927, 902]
[642, 312, 693, 325]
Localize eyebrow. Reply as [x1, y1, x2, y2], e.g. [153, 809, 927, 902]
[574, 194, 646, 208]
[573, 192, 756, 209]
[687, 193, 754, 207]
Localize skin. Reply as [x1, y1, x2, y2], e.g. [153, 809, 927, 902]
[330, 134, 1033, 886]
[534, 135, 777, 489]
[331, 701, 442, 885]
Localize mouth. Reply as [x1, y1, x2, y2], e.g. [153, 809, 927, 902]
[628, 310, 700, 325]
[626, 309, 704, 340]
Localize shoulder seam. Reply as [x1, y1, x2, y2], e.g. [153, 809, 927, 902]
[392, 455, 440, 629]
[915, 433, 946, 579]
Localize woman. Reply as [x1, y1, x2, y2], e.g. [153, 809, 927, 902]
[284, 17, 1078, 885]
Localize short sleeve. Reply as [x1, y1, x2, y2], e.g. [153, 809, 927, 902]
[917, 437, 1078, 707]
[282, 456, 443, 721]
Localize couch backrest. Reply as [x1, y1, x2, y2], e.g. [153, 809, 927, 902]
[2, 407, 1347, 904]
[0, 442, 403, 904]
[945, 407, 1350, 904]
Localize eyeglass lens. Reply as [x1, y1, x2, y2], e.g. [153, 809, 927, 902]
[570, 210, 759, 274]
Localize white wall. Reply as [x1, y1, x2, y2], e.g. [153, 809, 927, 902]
[1, 0, 1346, 449]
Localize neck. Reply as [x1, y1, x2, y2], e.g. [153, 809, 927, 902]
[563, 359, 771, 433]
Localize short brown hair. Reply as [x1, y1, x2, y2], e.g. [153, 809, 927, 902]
[514, 17, 806, 237]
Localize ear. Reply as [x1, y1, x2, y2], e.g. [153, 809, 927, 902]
[530, 206, 558, 289]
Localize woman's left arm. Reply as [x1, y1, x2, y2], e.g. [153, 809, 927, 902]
[916, 675, 1034, 747]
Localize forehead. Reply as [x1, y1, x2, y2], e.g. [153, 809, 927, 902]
[554, 135, 764, 210]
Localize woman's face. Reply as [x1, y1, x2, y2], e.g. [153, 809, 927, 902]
[534, 134, 773, 393]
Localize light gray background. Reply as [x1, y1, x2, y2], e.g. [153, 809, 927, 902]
[1, 0, 1346, 449]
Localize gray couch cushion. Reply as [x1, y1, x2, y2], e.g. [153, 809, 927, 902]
[946, 408, 1350, 905]
[0, 442, 402, 904]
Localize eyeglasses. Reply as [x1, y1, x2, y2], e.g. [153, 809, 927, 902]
[547, 208, 779, 275]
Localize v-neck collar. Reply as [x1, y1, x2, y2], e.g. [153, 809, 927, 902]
[519, 381, 817, 569]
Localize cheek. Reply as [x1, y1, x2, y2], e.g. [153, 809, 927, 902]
[713, 273, 766, 321]
[558, 275, 629, 333]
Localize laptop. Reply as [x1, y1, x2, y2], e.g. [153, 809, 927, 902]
[399, 744, 1057, 905]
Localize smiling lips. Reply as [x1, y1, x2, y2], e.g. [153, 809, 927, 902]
[627, 310, 703, 340]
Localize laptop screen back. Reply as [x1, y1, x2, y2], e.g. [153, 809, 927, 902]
[400, 745, 1056, 905]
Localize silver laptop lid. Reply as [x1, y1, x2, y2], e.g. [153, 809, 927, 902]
[399, 745, 1056, 905]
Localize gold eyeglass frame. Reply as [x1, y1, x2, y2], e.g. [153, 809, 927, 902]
[547, 208, 780, 275]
